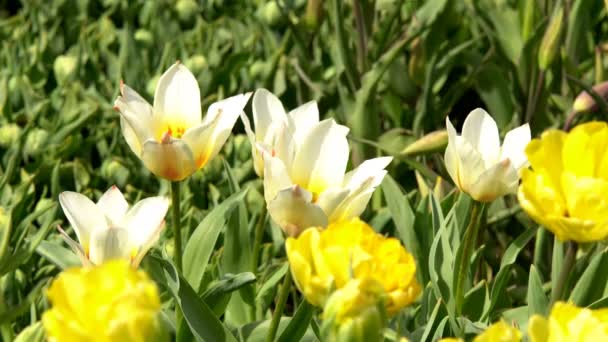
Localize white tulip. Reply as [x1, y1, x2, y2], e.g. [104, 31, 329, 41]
[445, 108, 531, 202]
[114, 62, 251, 181]
[58, 186, 169, 267]
[242, 89, 392, 236]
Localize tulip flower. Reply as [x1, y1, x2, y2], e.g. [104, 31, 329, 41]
[445, 108, 531, 202]
[242, 89, 392, 236]
[518, 122, 608, 242]
[43, 260, 166, 341]
[58, 186, 169, 267]
[528, 302, 608, 341]
[474, 320, 521, 342]
[114, 62, 251, 181]
[286, 218, 420, 314]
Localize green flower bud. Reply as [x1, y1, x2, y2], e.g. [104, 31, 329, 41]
[0, 123, 21, 148]
[53, 55, 78, 85]
[184, 55, 208, 74]
[249, 61, 269, 79]
[259, 2, 283, 27]
[321, 278, 388, 342]
[146, 74, 161, 97]
[303, 0, 323, 31]
[400, 130, 448, 156]
[573, 81, 608, 113]
[175, 0, 199, 23]
[408, 38, 425, 86]
[233, 134, 251, 162]
[23, 128, 49, 157]
[100, 158, 130, 188]
[538, 6, 564, 71]
[134, 29, 154, 47]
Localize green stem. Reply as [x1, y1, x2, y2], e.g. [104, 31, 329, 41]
[550, 241, 577, 306]
[251, 205, 268, 273]
[267, 268, 292, 342]
[171, 181, 182, 272]
[455, 201, 483, 314]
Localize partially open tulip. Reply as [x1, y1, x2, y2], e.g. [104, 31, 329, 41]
[528, 302, 608, 341]
[474, 320, 521, 342]
[518, 122, 608, 242]
[243, 89, 392, 236]
[43, 260, 166, 341]
[58, 186, 169, 267]
[114, 62, 251, 181]
[445, 108, 531, 202]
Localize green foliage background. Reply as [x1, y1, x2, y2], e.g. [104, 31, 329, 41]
[0, 0, 607, 340]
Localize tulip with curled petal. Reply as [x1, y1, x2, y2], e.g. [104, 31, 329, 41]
[114, 62, 251, 181]
[445, 108, 531, 202]
[58, 186, 169, 267]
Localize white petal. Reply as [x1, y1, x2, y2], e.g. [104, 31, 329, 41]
[468, 159, 519, 202]
[239, 111, 263, 176]
[181, 120, 217, 170]
[96, 186, 129, 227]
[462, 108, 501, 165]
[291, 119, 350, 194]
[58, 192, 108, 249]
[287, 101, 319, 145]
[315, 188, 349, 217]
[342, 156, 392, 189]
[88, 227, 131, 265]
[123, 196, 169, 249]
[453, 139, 487, 195]
[261, 145, 293, 203]
[444, 117, 462, 189]
[132, 221, 165, 268]
[114, 85, 154, 153]
[329, 187, 375, 223]
[267, 186, 328, 237]
[189, 93, 252, 166]
[252, 89, 287, 142]
[120, 116, 143, 156]
[56, 225, 91, 266]
[153, 62, 201, 128]
[500, 123, 531, 170]
[141, 138, 196, 181]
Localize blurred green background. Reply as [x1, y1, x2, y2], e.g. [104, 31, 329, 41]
[0, 0, 607, 338]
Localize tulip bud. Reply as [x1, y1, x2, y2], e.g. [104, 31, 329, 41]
[53, 55, 78, 85]
[233, 134, 252, 162]
[259, 2, 283, 27]
[248, 61, 270, 79]
[175, 0, 199, 23]
[303, 0, 323, 31]
[408, 38, 425, 86]
[134, 29, 154, 47]
[572, 81, 608, 113]
[322, 278, 387, 342]
[146, 74, 160, 96]
[538, 6, 564, 71]
[100, 158, 130, 188]
[23, 128, 49, 157]
[184, 55, 208, 74]
[0, 123, 21, 148]
[401, 130, 448, 156]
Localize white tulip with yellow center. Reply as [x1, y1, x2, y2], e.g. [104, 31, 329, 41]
[242, 89, 392, 236]
[58, 186, 169, 267]
[114, 62, 251, 181]
[445, 108, 531, 202]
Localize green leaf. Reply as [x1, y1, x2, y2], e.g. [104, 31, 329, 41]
[528, 265, 548, 317]
[277, 300, 314, 342]
[183, 189, 247, 292]
[36, 240, 80, 270]
[203, 272, 257, 316]
[256, 263, 289, 308]
[570, 248, 608, 306]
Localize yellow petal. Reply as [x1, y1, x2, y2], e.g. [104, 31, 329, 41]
[140, 139, 196, 181]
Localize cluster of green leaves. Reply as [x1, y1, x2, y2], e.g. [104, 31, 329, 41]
[0, 0, 608, 341]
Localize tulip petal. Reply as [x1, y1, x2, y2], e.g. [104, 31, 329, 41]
[252, 89, 288, 142]
[328, 177, 378, 222]
[292, 119, 350, 195]
[124, 197, 169, 249]
[153, 62, 201, 128]
[444, 118, 462, 188]
[468, 159, 518, 202]
[287, 101, 319, 145]
[114, 84, 154, 155]
[342, 156, 392, 189]
[500, 123, 531, 170]
[96, 186, 129, 227]
[239, 111, 264, 176]
[267, 186, 328, 237]
[316, 188, 349, 217]
[261, 146, 293, 203]
[59, 192, 108, 249]
[141, 139, 196, 181]
[88, 227, 131, 265]
[461, 108, 500, 165]
[181, 120, 217, 169]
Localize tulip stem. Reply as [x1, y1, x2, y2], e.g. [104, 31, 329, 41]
[267, 268, 292, 342]
[252, 205, 268, 273]
[455, 200, 483, 315]
[550, 241, 577, 306]
[171, 181, 182, 272]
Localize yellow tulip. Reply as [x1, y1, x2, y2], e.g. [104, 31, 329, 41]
[285, 218, 420, 315]
[474, 320, 521, 342]
[518, 121, 608, 242]
[114, 62, 251, 181]
[42, 260, 165, 342]
[528, 302, 608, 341]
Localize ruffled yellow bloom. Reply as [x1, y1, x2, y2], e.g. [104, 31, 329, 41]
[528, 302, 608, 341]
[518, 122, 608, 242]
[439, 339, 464, 342]
[286, 218, 420, 315]
[321, 277, 387, 342]
[42, 260, 165, 342]
[474, 320, 521, 342]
